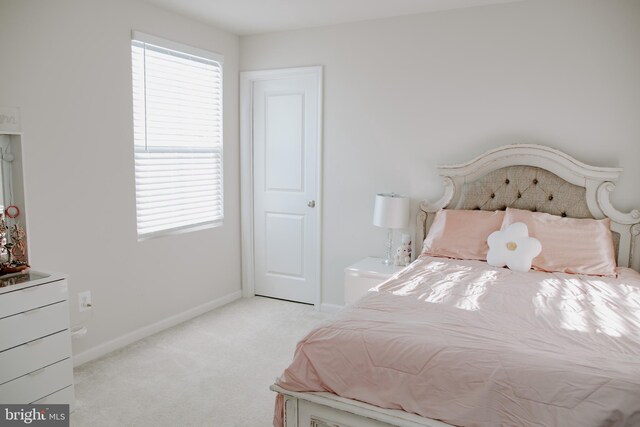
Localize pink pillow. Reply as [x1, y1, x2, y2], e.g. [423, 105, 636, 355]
[423, 209, 504, 261]
[502, 208, 617, 276]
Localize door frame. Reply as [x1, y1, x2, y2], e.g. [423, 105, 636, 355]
[240, 66, 323, 309]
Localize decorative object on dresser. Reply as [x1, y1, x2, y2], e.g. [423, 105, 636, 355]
[344, 257, 404, 305]
[0, 271, 75, 408]
[0, 129, 74, 409]
[0, 217, 29, 274]
[372, 193, 410, 265]
[0, 130, 30, 273]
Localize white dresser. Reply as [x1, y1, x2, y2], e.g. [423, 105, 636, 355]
[0, 271, 75, 408]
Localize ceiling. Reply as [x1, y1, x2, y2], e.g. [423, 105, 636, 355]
[141, 0, 523, 36]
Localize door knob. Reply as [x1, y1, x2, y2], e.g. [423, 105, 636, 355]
[307, 200, 316, 208]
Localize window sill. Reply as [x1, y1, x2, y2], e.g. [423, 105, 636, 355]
[137, 220, 223, 242]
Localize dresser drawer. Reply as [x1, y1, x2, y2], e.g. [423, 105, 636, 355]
[0, 301, 69, 350]
[32, 385, 75, 409]
[0, 358, 73, 404]
[0, 330, 72, 384]
[0, 279, 67, 318]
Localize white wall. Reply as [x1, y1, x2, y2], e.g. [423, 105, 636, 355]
[0, 0, 241, 360]
[240, 0, 640, 306]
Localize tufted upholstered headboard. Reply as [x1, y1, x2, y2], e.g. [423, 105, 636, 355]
[417, 144, 640, 271]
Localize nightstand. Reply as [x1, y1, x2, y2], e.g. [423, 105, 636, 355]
[344, 257, 405, 305]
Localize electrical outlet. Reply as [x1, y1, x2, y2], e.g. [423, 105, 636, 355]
[78, 291, 92, 312]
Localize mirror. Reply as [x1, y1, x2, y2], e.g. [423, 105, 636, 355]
[0, 135, 6, 210]
[0, 133, 29, 273]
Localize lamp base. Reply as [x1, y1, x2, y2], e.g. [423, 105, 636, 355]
[381, 228, 394, 266]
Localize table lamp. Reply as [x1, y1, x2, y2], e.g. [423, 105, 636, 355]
[373, 193, 410, 265]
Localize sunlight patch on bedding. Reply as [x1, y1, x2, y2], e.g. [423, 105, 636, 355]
[451, 265, 474, 271]
[620, 284, 640, 307]
[420, 270, 496, 310]
[424, 281, 456, 304]
[391, 276, 424, 296]
[423, 261, 449, 271]
[477, 269, 498, 283]
[422, 271, 473, 304]
[453, 270, 495, 311]
[540, 276, 635, 337]
[559, 282, 588, 333]
[562, 278, 588, 298]
[454, 282, 487, 311]
[584, 279, 628, 337]
[599, 280, 640, 325]
[616, 283, 640, 323]
[533, 278, 561, 313]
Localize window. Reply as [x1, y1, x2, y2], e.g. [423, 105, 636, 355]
[131, 31, 223, 239]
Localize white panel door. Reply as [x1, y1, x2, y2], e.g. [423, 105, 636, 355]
[253, 71, 320, 304]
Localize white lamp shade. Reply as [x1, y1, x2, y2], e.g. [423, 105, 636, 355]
[373, 193, 410, 229]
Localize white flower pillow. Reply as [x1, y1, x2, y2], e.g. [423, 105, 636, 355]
[487, 222, 541, 273]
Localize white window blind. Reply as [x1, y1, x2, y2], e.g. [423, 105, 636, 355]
[131, 32, 224, 239]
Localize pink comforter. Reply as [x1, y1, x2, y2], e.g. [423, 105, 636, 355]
[275, 256, 640, 427]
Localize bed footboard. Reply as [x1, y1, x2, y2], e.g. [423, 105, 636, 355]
[271, 385, 452, 427]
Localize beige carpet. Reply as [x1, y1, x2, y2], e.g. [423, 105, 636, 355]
[71, 296, 330, 427]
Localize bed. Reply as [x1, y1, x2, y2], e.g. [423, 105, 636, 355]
[271, 144, 640, 427]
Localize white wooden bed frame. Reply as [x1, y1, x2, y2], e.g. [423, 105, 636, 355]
[272, 144, 640, 427]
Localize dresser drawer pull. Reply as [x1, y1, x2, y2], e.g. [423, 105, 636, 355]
[23, 307, 42, 315]
[25, 337, 45, 346]
[20, 286, 40, 292]
[28, 368, 46, 376]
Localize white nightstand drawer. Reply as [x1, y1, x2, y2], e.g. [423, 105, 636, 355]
[344, 257, 405, 306]
[0, 279, 67, 318]
[0, 330, 72, 384]
[0, 301, 69, 350]
[345, 276, 386, 305]
[0, 358, 73, 404]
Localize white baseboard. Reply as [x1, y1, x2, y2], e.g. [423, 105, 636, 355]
[72, 290, 242, 367]
[319, 303, 344, 314]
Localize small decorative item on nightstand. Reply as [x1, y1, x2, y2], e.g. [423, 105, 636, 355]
[394, 233, 412, 266]
[372, 193, 410, 265]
